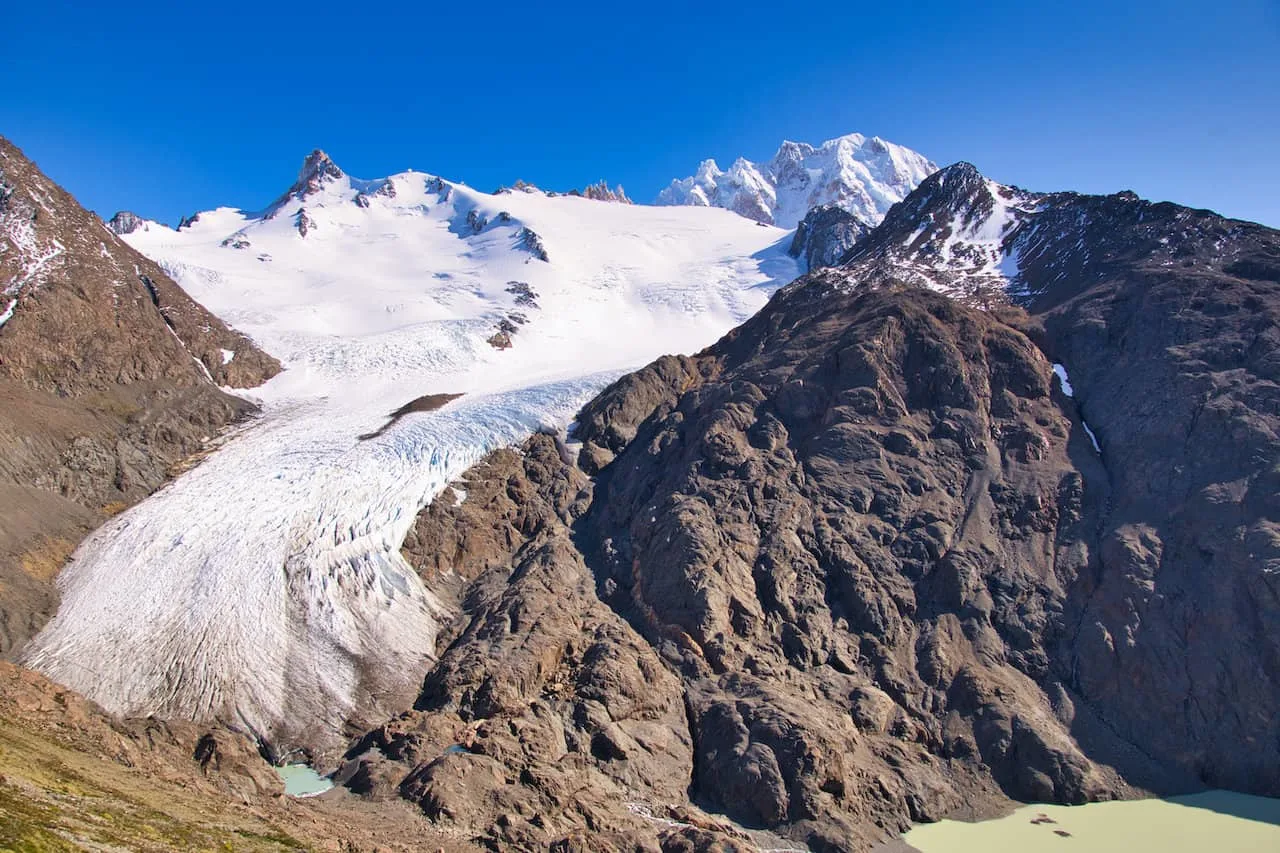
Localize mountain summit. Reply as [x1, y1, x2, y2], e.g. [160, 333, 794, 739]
[260, 148, 348, 217]
[657, 132, 937, 229]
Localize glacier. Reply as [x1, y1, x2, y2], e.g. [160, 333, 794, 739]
[23, 153, 801, 759]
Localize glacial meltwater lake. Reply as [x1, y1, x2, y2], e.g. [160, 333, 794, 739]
[903, 791, 1280, 853]
[274, 764, 334, 797]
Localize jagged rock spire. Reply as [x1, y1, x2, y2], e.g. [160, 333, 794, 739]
[264, 149, 344, 218]
[105, 210, 147, 235]
[290, 149, 343, 198]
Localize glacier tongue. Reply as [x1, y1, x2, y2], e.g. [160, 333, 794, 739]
[25, 377, 613, 755]
[23, 163, 800, 756]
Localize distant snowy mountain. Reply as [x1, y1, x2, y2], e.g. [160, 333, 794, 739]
[26, 149, 800, 760]
[656, 132, 937, 229]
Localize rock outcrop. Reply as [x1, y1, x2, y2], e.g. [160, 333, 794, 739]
[344, 435, 774, 850]
[575, 277, 1131, 849]
[580, 180, 633, 203]
[0, 136, 281, 654]
[104, 209, 152, 235]
[790, 203, 871, 270]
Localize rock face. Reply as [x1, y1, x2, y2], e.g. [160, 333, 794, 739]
[580, 180, 633, 203]
[657, 133, 937, 229]
[345, 436, 770, 851]
[576, 279, 1130, 849]
[789, 203, 872, 271]
[347, 168, 1279, 851]
[0, 136, 281, 654]
[104, 210, 153, 235]
[840, 165, 1280, 795]
[265, 148, 345, 216]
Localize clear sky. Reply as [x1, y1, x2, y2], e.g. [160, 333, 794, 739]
[3, 0, 1277, 227]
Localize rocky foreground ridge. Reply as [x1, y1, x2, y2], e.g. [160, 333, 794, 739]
[333, 168, 1280, 850]
[0, 136, 281, 654]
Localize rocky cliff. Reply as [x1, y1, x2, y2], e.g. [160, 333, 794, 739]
[790, 203, 872, 271]
[0, 136, 281, 654]
[339, 170, 1279, 851]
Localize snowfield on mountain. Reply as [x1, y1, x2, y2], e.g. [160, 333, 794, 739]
[22, 152, 801, 757]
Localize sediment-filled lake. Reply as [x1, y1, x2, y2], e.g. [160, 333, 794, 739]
[904, 791, 1280, 852]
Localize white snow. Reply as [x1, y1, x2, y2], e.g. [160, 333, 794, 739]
[221, 348, 235, 365]
[657, 133, 936, 228]
[1051, 363, 1101, 453]
[24, 159, 800, 751]
[1082, 420, 1102, 453]
[1052, 363, 1074, 397]
[0, 298, 14, 328]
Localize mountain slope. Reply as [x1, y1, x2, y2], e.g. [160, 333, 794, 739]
[657, 132, 937, 229]
[22, 149, 801, 763]
[336, 170, 1280, 851]
[0, 136, 279, 655]
[818, 164, 1280, 795]
[0, 661, 478, 853]
[836, 161, 1280, 310]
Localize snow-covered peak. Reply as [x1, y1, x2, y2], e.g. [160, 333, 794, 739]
[657, 132, 937, 229]
[842, 161, 1044, 301]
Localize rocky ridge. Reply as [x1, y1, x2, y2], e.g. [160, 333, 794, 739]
[0, 136, 281, 654]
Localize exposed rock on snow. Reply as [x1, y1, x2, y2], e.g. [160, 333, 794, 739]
[789, 202, 871, 270]
[580, 180, 632, 203]
[105, 210, 152, 235]
[505, 280, 539, 310]
[657, 132, 937, 228]
[518, 226, 548, 261]
[295, 208, 315, 237]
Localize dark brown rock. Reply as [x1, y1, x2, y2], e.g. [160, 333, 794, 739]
[351, 435, 767, 850]
[0, 135, 281, 654]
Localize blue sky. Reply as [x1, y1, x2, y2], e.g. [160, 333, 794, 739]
[3, 0, 1278, 226]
